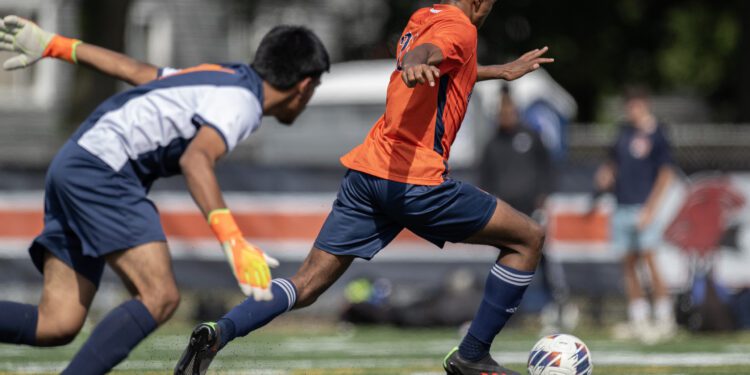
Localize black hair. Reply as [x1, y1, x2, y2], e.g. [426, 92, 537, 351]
[624, 85, 651, 102]
[251, 25, 330, 90]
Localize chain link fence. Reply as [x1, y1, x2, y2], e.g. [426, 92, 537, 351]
[567, 124, 750, 172]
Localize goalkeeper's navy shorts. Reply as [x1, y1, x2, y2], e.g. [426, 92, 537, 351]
[28, 141, 166, 287]
[314, 169, 497, 260]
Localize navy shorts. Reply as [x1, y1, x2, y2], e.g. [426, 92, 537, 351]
[29, 141, 166, 287]
[314, 170, 497, 259]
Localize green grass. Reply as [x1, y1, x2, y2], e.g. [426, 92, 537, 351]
[2, 318, 750, 374]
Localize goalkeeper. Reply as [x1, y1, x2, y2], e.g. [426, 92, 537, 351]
[0, 15, 328, 374]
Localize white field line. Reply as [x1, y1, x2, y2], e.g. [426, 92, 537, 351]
[2, 351, 750, 373]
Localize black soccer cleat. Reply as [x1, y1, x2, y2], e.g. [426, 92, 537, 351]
[443, 346, 520, 375]
[174, 322, 221, 375]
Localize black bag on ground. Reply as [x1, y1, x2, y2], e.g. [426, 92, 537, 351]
[675, 273, 736, 332]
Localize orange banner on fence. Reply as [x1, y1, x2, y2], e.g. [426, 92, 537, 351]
[0, 209, 424, 242]
[549, 212, 609, 243]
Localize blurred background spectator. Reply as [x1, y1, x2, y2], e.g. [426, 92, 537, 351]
[595, 87, 676, 342]
[479, 84, 553, 217]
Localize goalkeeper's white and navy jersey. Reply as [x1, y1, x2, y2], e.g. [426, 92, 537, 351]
[70, 63, 263, 186]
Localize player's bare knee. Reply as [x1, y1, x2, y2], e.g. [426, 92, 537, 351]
[288, 277, 322, 309]
[141, 285, 181, 323]
[295, 290, 321, 308]
[37, 329, 79, 346]
[293, 284, 320, 308]
[524, 220, 545, 259]
[35, 314, 84, 346]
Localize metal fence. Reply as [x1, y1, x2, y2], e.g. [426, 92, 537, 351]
[567, 124, 750, 172]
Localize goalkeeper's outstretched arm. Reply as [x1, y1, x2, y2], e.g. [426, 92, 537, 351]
[179, 125, 280, 301]
[0, 15, 157, 86]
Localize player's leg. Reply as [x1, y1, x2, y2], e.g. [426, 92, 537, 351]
[62, 241, 178, 375]
[643, 251, 667, 299]
[391, 179, 539, 373]
[463, 198, 545, 269]
[453, 198, 544, 365]
[217, 248, 354, 346]
[174, 248, 355, 375]
[175, 170, 400, 375]
[214, 171, 393, 347]
[640, 217, 672, 331]
[0, 251, 96, 347]
[619, 206, 653, 334]
[623, 251, 644, 300]
[623, 251, 651, 335]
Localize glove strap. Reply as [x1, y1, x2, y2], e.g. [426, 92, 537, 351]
[208, 208, 242, 243]
[43, 35, 82, 64]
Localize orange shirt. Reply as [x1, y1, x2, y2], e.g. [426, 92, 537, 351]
[340, 4, 478, 185]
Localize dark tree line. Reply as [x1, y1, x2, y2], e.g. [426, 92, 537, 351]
[345, 0, 749, 123]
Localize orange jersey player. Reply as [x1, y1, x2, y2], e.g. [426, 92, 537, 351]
[342, 4, 480, 184]
[175, 2, 554, 375]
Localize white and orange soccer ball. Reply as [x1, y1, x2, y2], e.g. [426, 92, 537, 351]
[527, 334, 593, 375]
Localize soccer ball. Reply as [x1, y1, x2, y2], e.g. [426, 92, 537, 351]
[527, 334, 593, 375]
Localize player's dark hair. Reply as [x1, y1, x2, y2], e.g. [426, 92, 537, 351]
[252, 26, 330, 90]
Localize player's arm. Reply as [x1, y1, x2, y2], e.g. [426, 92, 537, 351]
[638, 132, 675, 229]
[400, 43, 444, 88]
[74, 43, 158, 86]
[179, 126, 279, 301]
[638, 165, 674, 229]
[477, 47, 554, 82]
[0, 15, 157, 85]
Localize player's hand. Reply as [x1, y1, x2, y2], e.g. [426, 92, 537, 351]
[401, 63, 440, 88]
[0, 15, 54, 70]
[222, 237, 280, 301]
[637, 206, 654, 230]
[208, 209, 280, 300]
[499, 46, 554, 81]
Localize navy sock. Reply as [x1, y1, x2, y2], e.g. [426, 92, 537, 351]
[0, 302, 37, 345]
[459, 263, 534, 361]
[218, 279, 297, 349]
[62, 300, 157, 375]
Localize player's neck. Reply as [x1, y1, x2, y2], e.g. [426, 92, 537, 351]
[440, 0, 471, 19]
[261, 81, 290, 114]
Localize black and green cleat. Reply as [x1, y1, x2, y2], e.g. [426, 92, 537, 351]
[174, 322, 221, 375]
[443, 346, 520, 375]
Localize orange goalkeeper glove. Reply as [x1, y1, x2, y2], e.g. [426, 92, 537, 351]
[0, 15, 81, 70]
[208, 209, 279, 300]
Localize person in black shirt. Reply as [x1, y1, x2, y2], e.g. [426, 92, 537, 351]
[480, 85, 553, 216]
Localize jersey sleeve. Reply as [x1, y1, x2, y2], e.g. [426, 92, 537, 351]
[421, 18, 476, 74]
[192, 86, 262, 153]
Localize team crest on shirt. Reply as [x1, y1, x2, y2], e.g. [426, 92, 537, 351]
[629, 134, 652, 159]
[396, 32, 413, 70]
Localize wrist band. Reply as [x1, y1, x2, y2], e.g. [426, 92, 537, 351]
[208, 208, 241, 243]
[42, 35, 82, 64]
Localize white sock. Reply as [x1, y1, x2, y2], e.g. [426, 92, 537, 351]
[628, 298, 650, 325]
[654, 297, 674, 323]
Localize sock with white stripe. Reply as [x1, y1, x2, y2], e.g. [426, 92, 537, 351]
[217, 279, 297, 349]
[459, 263, 534, 361]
